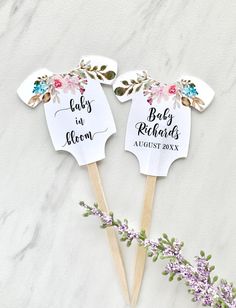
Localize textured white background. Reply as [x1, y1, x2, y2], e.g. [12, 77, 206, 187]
[0, 1, 236, 307]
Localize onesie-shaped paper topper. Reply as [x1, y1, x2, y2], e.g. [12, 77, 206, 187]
[113, 70, 214, 306]
[114, 71, 214, 176]
[17, 56, 130, 304]
[18, 55, 117, 165]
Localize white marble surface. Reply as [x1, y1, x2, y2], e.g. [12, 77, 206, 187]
[1, 1, 236, 307]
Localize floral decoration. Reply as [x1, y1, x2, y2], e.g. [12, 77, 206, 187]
[80, 201, 236, 308]
[29, 60, 116, 107]
[114, 71, 205, 110]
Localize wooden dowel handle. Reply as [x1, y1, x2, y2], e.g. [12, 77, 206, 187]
[131, 175, 157, 307]
[87, 162, 130, 304]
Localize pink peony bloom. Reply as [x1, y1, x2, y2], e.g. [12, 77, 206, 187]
[51, 75, 64, 89]
[152, 85, 164, 97]
[54, 79, 63, 88]
[63, 75, 79, 94]
[168, 84, 177, 95]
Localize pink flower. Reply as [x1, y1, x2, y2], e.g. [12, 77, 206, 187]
[51, 75, 64, 89]
[152, 85, 164, 97]
[168, 84, 177, 95]
[147, 98, 153, 105]
[54, 79, 62, 88]
[63, 75, 79, 94]
[79, 87, 85, 95]
[152, 85, 165, 103]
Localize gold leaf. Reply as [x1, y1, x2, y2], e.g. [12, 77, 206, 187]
[192, 97, 205, 106]
[28, 95, 40, 107]
[191, 97, 205, 111]
[42, 92, 51, 103]
[181, 97, 191, 107]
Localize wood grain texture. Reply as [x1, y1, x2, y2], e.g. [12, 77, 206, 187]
[87, 162, 130, 305]
[131, 175, 157, 307]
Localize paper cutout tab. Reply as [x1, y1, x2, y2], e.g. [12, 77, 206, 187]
[17, 55, 117, 166]
[113, 71, 214, 176]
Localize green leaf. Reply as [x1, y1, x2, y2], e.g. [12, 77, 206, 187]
[210, 266, 215, 272]
[103, 71, 116, 80]
[127, 240, 132, 247]
[87, 72, 95, 79]
[100, 65, 107, 71]
[140, 229, 147, 239]
[163, 233, 168, 240]
[169, 273, 175, 281]
[114, 87, 127, 96]
[122, 80, 129, 86]
[153, 255, 158, 262]
[135, 84, 142, 92]
[121, 236, 127, 241]
[83, 212, 90, 217]
[96, 73, 103, 80]
[128, 87, 133, 95]
[200, 250, 205, 257]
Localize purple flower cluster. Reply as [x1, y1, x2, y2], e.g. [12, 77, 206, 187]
[164, 257, 216, 306]
[80, 202, 236, 308]
[217, 280, 236, 307]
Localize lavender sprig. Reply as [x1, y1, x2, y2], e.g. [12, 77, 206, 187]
[79, 201, 236, 308]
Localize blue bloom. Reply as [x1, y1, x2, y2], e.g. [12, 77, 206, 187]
[182, 84, 198, 98]
[33, 80, 48, 95]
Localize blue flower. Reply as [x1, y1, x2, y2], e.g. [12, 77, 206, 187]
[33, 80, 49, 95]
[182, 84, 198, 98]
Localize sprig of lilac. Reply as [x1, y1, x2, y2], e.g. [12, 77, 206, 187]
[79, 202, 236, 308]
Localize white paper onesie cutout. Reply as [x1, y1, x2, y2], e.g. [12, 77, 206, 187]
[113, 71, 214, 176]
[17, 55, 117, 166]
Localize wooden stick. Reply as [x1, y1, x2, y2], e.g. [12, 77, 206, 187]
[87, 162, 130, 304]
[131, 175, 157, 307]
